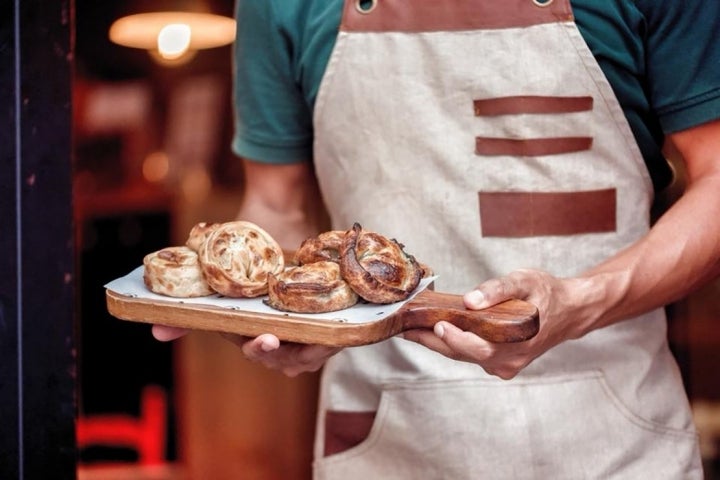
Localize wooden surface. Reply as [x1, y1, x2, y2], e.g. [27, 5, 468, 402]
[107, 289, 539, 346]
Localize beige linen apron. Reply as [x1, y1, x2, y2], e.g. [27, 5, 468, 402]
[311, 1, 702, 478]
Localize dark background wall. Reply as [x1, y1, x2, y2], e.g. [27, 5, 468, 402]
[0, 0, 76, 478]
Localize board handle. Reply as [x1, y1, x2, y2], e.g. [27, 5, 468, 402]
[398, 290, 539, 343]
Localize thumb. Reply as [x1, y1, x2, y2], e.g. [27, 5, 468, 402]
[463, 289, 490, 310]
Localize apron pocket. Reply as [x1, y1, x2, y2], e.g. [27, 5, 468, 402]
[315, 372, 700, 480]
[324, 410, 377, 456]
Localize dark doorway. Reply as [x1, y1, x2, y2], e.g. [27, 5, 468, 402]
[0, 0, 76, 478]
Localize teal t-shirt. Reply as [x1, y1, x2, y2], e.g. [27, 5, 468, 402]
[232, 0, 720, 191]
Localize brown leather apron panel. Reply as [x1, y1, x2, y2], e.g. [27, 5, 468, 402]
[473, 95, 594, 116]
[479, 189, 617, 237]
[474, 136, 593, 156]
[342, 0, 573, 32]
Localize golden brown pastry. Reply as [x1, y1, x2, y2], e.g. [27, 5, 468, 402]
[266, 261, 359, 313]
[418, 262, 434, 278]
[339, 223, 423, 304]
[185, 222, 220, 252]
[143, 246, 215, 297]
[198, 221, 284, 298]
[294, 230, 346, 265]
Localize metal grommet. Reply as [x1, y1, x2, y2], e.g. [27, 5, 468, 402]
[355, 0, 378, 14]
[532, 0, 554, 7]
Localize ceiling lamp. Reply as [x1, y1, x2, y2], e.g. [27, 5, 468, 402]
[109, 11, 235, 64]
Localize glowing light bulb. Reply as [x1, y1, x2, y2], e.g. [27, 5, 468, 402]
[157, 23, 191, 59]
[109, 12, 235, 67]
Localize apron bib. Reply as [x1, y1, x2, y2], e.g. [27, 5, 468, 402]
[311, 1, 701, 478]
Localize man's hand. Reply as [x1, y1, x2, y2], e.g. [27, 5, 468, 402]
[220, 333, 341, 377]
[152, 325, 190, 342]
[405, 120, 720, 379]
[152, 325, 339, 376]
[402, 269, 588, 379]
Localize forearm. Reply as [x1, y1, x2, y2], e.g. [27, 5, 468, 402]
[572, 125, 720, 337]
[571, 176, 720, 336]
[236, 158, 328, 250]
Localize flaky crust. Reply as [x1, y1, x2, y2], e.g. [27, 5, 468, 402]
[266, 261, 359, 313]
[339, 223, 422, 304]
[143, 246, 215, 297]
[185, 222, 221, 252]
[198, 221, 284, 298]
[294, 230, 346, 265]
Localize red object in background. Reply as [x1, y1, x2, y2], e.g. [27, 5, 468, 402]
[76, 385, 167, 465]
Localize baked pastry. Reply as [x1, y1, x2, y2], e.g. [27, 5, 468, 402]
[266, 261, 359, 313]
[418, 262, 434, 278]
[143, 246, 214, 297]
[185, 222, 220, 252]
[339, 223, 423, 304]
[294, 230, 346, 265]
[198, 221, 284, 298]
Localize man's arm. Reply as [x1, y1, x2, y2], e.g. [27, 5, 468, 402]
[571, 119, 720, 331]
[237, 158, 328, 250]
[404, 119, 720, 379]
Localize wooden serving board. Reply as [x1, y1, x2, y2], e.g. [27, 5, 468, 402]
[106, 288, 539, 347]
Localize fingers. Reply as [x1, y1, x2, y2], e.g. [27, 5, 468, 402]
[219, 332, 339, 377]
[403, 321, 529, 380]
[433, 321, 494, 364]
[152, 325, 190, 341]
[240, 334, 281, 357]
[402, 322, 492, 363]
[401, 327, 457, 358]
[438, 322, 528, 379]
[281, 344, 342, 377]
[462, 289, 488, 310]
[464, 269, 544, 310]
[464, 276, 517, 310]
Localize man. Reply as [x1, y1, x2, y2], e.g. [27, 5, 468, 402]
[155, 0, 720, 477]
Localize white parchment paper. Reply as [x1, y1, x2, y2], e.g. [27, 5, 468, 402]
[105, 267, 437, 324]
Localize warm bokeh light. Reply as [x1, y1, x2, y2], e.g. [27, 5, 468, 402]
[109, 12, 235, 65]
[181, 167, 212, 203]
[157, 24, 192, 60]
[142, 151, 170, 183]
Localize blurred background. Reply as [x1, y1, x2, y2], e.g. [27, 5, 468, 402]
[73, 1, 318, 479]
[68, 1, 720, 479]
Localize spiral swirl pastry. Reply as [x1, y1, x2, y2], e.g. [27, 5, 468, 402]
[199, 221, 284, 298]
[143, 246, 215, 297]
[185, 222, 220, 252]
[294, 230, 346, 265]
[339, 223, 423, 304]
[266, 261, 359, 313]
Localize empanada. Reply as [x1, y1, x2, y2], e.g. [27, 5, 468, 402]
[266, 261, 359, 313]
[294, 230, 346, 265]
[339, 223, 422, 304]
[143, 246, 214, 297]
[185, 222, 220, 252]
[199, 221, 284, 298]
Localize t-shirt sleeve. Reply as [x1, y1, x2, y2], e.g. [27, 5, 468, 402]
[231, 0, 313, 163]
[639, 0, 720, 133]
